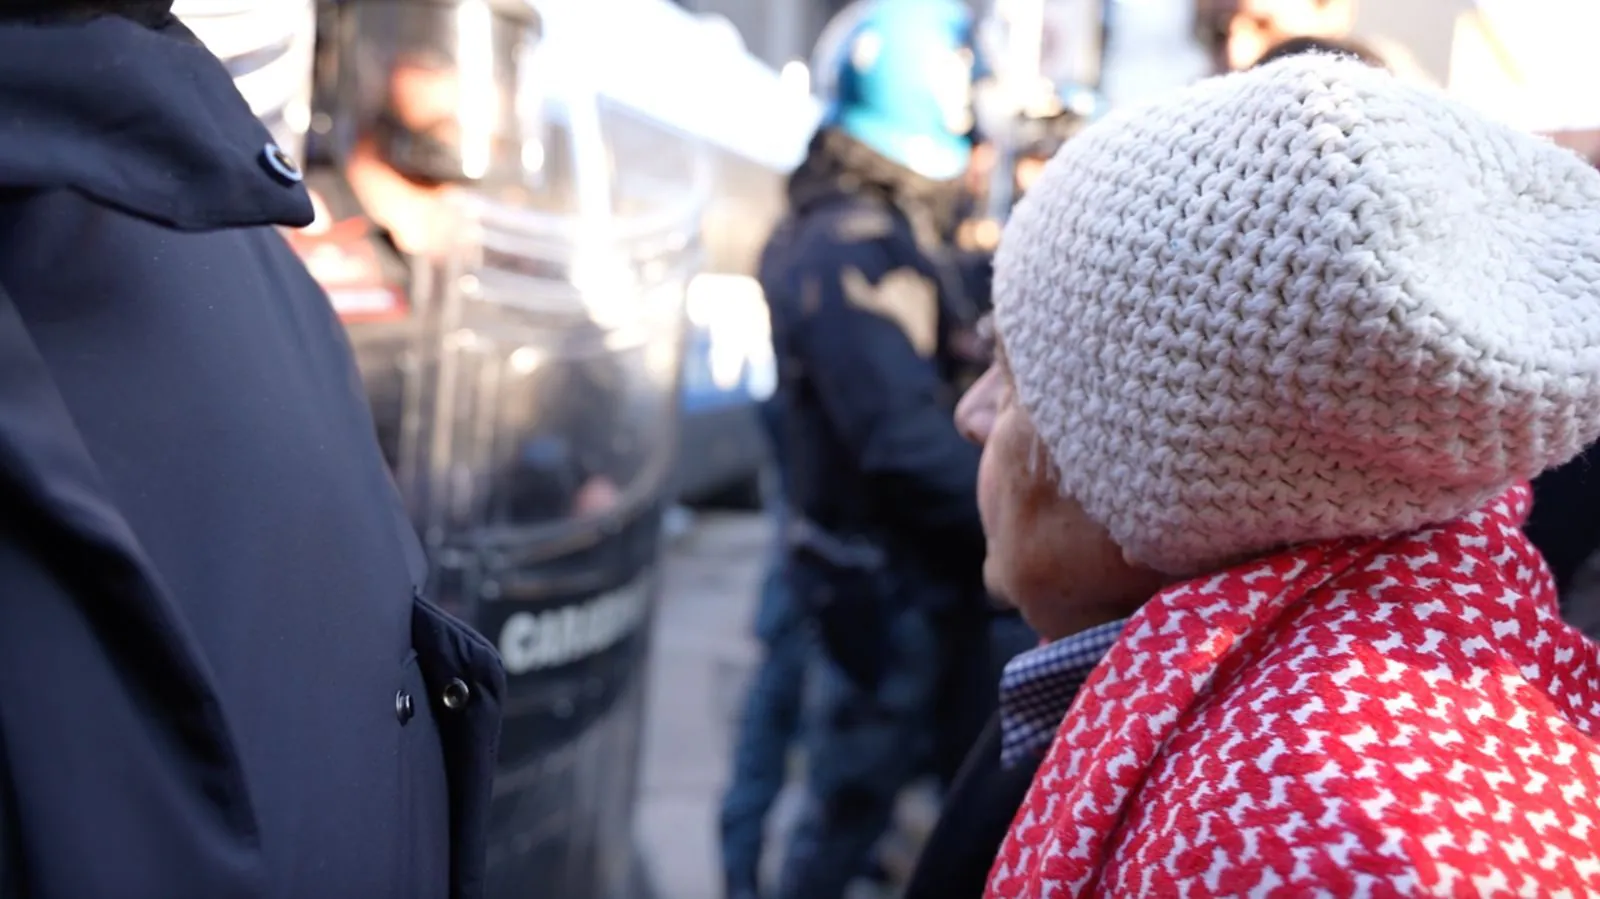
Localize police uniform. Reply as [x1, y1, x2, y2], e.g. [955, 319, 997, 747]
[763, 126, 992, 899]
[718, 401, 812, 899]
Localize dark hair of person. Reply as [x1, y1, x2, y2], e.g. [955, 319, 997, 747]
[1252, 35, 1387, 70]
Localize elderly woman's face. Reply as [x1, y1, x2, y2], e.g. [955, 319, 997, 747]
[956, 332, 1166, 640]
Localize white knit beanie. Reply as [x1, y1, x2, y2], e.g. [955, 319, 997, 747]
[994, 54, 1600, 576]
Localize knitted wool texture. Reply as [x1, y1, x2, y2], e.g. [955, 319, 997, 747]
[993, 54, 1600, 576]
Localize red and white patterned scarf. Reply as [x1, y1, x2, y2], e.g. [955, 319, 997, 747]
[988, 485, 1600, 897]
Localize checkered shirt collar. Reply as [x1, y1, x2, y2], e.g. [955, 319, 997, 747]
[997, 618, 1126, 769]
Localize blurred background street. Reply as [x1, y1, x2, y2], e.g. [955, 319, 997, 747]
[636, 511, 941, 899]
[636, 511, 773, 899]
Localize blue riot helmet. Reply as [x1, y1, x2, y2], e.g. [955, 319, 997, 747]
[811, 0, 983, 182]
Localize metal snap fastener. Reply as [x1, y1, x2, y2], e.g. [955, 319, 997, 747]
[395, 689, 415, 725]
[441, 678, 471, 711]
[259, 142, 303, 185]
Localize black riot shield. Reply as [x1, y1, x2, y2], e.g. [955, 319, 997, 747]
[295, 2, 704, 896]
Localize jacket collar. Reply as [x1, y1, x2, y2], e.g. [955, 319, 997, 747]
[0, 14, 311, 230]
[787, 128, 967, 241]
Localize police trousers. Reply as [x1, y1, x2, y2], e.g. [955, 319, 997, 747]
[776, 607, 942, 899]
[719, 559, 811, 890]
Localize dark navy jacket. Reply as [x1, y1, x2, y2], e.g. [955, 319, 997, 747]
[761, 130, 987, 603]
[1527, 445, 1600, 641]
[0, 12, 502, 899]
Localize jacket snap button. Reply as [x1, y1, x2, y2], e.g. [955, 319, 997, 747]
[259, 142, 303, 185]
[441, 678, 471, 711]
[395, 689, 415, 725]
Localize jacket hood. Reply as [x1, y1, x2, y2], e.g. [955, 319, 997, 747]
[0, 13, 311, 230]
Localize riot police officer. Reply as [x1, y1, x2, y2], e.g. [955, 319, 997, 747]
[302, 4, 692, 896]
[300, 0, 633, 536]
[758, 2, 998, 896]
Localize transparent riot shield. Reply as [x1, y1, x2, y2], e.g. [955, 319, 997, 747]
[395, 53, 704, 899]
[175, 0, 317, 164]
[306, 0, 544, 479]
[403, 196, 696, 594]
[294, 2, 704, 893]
